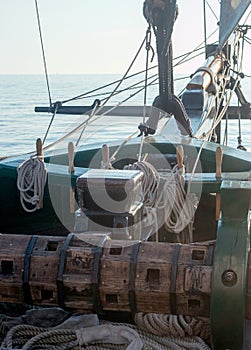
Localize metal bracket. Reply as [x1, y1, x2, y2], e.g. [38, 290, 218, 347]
[211, 180, 251, 349]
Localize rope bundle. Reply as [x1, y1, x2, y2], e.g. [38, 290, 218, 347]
[0, 319, 211, 350]
[156, 164, 198, 235]
[124, 161, 198, 240]
[134, 313, 210, 342]
[16, 156, 47, 213]
[124, 161, 160, 207]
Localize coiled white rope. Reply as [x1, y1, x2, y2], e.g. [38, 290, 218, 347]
[134, 312, 211, 343]
[17, 156, 47, 213]
[124, 161, 160, 207]
[124, 161, 198, 239]
[0, 319, 211, 350]
[156, 164, 198, 235]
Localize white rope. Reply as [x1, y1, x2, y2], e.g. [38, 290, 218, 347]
[134, 313, 211, 344]
[17, 156, 47, 213]
[156, 164, 198, 234]
[124, 161, 160, 207]
[102, 321, 211, 350]
[125, 161, 198, 236]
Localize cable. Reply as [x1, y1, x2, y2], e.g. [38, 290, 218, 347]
[34, 0, 52, 107]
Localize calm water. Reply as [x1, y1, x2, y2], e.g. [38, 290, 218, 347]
[0, 74, 251, 157]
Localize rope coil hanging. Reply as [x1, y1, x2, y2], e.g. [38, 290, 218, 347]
[157, 164, 198, 235]
[17, 139, 47, 213]
[124, 155, 198, 242]
[124, 160, 160, 207]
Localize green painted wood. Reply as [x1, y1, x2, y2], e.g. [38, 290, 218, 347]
[210, 180, 251, 350]
[0, 139, 250, 235]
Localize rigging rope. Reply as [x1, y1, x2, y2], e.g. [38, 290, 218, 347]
[138, 26, 154, 162]
[34, 0, 52, 107]
[93, 36, 147, 116]
[17, 156, 47, 213]
[237, 103, 247, 151]
[42, 102, 59, 145]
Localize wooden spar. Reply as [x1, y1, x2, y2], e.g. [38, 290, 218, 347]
[186, 55, 223, 91]
[0, 232, 250, 319]
[34, 105, 251, 119]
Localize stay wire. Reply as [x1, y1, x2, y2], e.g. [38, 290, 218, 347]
[34, 0, 52, 108]
[138, 25, 152, 162]
[42, 103, 59, 144]
[174, 29, 218, 68]
[60, 45, 203, 106]
[205, 0, 219, 21]
[94, 35, 147, 114]
[203, 0, 207, 56]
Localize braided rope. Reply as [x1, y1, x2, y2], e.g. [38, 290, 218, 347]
[124, 161, 198, 239]
[0, 320, 211, 350]
[156, 164, 198, 234]
[124, 161, 160, 207]
[17, 156, 47, 212]
[134, 313, 211, 342]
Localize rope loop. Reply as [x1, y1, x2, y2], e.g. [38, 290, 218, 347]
[134, 312, 211, 343]
[17, 156, 47, 213]
[157, 164, 198, 235]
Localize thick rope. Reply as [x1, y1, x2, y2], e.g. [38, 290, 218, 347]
[16, 156, 47, 213]
[0, 320, 211, 350]
[156, 164, 198, 235]
[123, 161, 160, 207]
[124, 161, 198, 238]
[134, 313, 211, 342]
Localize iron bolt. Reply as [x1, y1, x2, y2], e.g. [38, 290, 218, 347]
[224, 271, 235, 282]
[222, 270, 237, 286]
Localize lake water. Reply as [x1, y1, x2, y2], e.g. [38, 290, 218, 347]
[0, 74, 251, 157]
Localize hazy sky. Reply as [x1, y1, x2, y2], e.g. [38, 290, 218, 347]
[0, 1, 250, 74]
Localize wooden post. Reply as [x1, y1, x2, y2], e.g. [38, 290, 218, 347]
[36, 138, 44, 208]
[36, 138, 43, 158]
[68, 142, 75, 213]
[215, 146, 223, 221]
[176, 145, 184, 169]
[101, 144, 112, 169]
